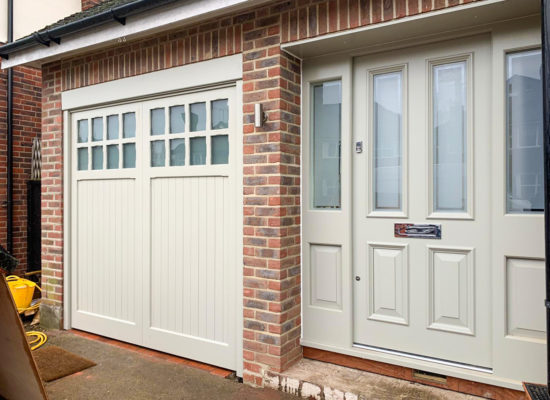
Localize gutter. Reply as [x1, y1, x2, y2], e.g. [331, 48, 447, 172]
[0, 0, 182, 59]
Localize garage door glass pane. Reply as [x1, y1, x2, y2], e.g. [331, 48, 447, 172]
[170, 105, 185, 134]
[92, 146, 103, 170]
[107, 145, 119, 169]
[212, 135, 229, 164]
[123, 112, 136, 138]
[151, 108, 165, 135]
[433, 61, 467, 212]
[107, 115, 119, 140]
[170, 139, 185, 166]
[92, 117, 103, 141]
[190, 102, 206, 132]
[190, 137, 206, 165]
[212, 99, 229, 129]
[312, 80, 341, 209]
[151, 140, 165, 167]
[506, 50, 544, 213]
[373, 71, 402, 210]
[77, 148, 88, 170]
[123, 143, 136, 168]
[78, 119, 88, 143]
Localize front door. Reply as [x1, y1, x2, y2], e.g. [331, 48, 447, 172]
[353, 35, 492, 368]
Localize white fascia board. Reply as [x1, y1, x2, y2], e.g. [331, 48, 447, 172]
[61, 53, 242, 110]
[2, 0, 267, 69]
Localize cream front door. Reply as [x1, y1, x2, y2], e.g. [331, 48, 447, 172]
[353, 35, 492, 369]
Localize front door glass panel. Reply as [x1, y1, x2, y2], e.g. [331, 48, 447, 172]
[506, 49, 544, 213]
[373, 71, 403, 211]
[432, 61, 467, 212]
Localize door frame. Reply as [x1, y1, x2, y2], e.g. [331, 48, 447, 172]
[62, 55, 244, 375]
[300, 15, 544, 390]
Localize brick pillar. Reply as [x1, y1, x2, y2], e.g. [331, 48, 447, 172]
[241, 6, 302, 386]
[40, 61, 64, 328]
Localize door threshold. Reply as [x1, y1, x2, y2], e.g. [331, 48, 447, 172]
[352, 342, 493, 374]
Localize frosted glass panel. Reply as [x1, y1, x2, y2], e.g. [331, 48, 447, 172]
[151, 108, 165, 135]
[92, 146, 103, 170]
[123, 112, 136, 138]
[107, 145, 119, 169]
[506, 50, 544, 213]
[312, 81, 341, 208]
[433, 61, 467, 212]
[170, 105, 185, 134]
[92, 117, 103, 141]
[212, 135, 229, 164]
[190, 102, 206, 131]
[77, 148, 88, 170]
[107, 115, 119, 140]
[211, 99, 229, 129]
[170, 139, 185, 166]
[78, 119, 88, 143]
[123, 143, 136, 168]
[190, 137, 206, 165]
[151, 140, 165, 167]
[374, 72, 402, 210]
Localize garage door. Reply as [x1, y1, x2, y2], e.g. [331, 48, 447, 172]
[70, 85, 239, 370]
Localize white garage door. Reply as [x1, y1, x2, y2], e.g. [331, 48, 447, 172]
[70, 85, 239, 370]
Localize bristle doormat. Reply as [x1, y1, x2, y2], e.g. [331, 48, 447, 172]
[33, 345, 96, 382]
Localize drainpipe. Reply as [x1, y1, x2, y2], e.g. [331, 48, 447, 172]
[6, 0, 13, 254]
[541, 0, 550, 394]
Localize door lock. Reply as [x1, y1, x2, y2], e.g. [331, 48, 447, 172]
[355, 141, 363, 153]
[355, 276, 361, 281]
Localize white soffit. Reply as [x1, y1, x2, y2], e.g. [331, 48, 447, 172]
[2, 0, 267, 69]
[61, 53, 242, 110]
[282, 0, 540, 59]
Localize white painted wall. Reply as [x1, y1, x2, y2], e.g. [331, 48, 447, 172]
[0, 0, 81, 43]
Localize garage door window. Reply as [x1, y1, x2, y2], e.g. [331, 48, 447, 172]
[148, 98, 230, 167]
[77, 111, 137, 171]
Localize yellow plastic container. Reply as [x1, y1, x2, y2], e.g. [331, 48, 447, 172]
[6, 275, 36, 312]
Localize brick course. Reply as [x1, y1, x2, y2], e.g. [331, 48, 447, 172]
[40, 0, 484, 387]
[0, 64, 42, 275]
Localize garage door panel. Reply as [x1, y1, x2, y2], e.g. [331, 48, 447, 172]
[149, 176, 231, 344]
[73, 178, 143, 342]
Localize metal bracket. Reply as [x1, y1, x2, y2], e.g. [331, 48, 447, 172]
[32, 32, 50, 47]
[111, 11, 126, 25]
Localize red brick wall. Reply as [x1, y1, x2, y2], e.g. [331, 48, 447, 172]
[0, 65, 42, 275]
[40, 0, 485, 386]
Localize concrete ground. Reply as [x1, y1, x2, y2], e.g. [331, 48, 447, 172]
[39, 330, 299, 400]
[36, 330, 483, 400]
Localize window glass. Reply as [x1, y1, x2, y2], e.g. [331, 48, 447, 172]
[373, 72, 402, 210]
[123, 143, 136, 168]
[151, 140, 165, 167]
[212, 99, 229, 129]
[506, 50, 544, 213]
[107, 115, 119, 140]
[77, 148, 88, 170]
[78, 119, 88, 143]
[107, 145, 119, 169]
[170, 105, 186, 134]
[190, 102, 206, 131]
[92, 146, 103, 170]
[190, 137, 206, 165]
[312, 81, 341, 209]
[92, 117, 103, 141]
[151, 108, 165, 135]
[170, 139, 186, 166]
[212, 135, 229, 164]
[433, 61, 467, 212]
[123, 112, 136, 138]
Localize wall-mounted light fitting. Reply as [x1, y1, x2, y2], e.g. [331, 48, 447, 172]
[254, 103, 267, 128]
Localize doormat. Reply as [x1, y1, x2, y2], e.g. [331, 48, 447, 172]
[524, 383, 550, 400]
[33, 345, 96, 382]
